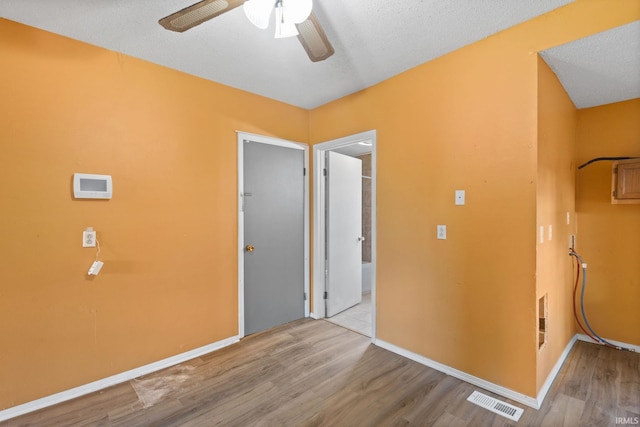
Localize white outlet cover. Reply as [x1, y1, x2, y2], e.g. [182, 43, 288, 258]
[83, 230, 97, 247]
[437, 225, 447, 239]
[455, 190, 465, 205]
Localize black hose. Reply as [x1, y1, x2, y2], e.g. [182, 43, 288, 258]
[577, 157, 638, 170]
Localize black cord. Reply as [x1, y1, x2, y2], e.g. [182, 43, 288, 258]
[577, 157, 638, 170]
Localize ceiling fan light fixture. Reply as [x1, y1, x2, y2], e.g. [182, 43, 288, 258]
[282, 0, 313, 24]
[243, 0, 273, 29]
[274, 5, 299, 38]
[160, 0, 333, 63]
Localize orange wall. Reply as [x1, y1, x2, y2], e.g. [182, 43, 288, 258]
[536, 57, 578, 390]
[1, 0, 638, 411]
[0, 19, 308, 409]
[310, 0, 638, 397]
[313, 41, 539, 397]
[575, 99, 640, 346]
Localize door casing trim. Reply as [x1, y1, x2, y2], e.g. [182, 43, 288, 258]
[312, 130, 377, 341]
[237, 131, 310, 339]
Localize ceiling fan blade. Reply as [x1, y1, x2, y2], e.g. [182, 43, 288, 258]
[159, 0, 245, 33]
[296, 12, 335, 62]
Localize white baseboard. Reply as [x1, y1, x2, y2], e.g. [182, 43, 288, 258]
[535, 334, 578, 406]
[0, 335, 240, 422]
[576, 334, 640, 352]
[375, 339, 541, 409]
[377, 333, 636, 411]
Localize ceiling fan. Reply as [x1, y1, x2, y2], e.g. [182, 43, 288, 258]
[159, 0, 334, 62]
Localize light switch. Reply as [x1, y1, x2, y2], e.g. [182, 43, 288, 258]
[437, 225, 447, 240]
[455, 190, 465, 205]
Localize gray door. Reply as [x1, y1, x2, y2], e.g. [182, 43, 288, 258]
[243, 140, 305, 335]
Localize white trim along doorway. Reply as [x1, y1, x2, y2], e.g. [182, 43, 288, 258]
[312, 130, 377, 341]
[237, 131, 310, 339]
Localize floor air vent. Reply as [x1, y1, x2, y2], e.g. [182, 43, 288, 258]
[466, 391, 524, 422]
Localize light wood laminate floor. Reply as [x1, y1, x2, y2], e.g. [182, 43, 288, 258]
[3, 319, 638, 426]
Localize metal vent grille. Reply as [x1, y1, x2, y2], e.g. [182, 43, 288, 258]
[170, 0, 229, 29]
[467, 391, 524, 422]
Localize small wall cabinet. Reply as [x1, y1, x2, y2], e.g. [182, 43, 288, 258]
[612, 159, 640, 204]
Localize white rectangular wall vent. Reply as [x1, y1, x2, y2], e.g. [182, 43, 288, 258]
[467, 390, 524, 422]
[73, 173, 112, 199]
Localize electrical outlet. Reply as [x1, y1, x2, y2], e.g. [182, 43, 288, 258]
[437, 225, 447, 240]
[83, 229, 96, 247]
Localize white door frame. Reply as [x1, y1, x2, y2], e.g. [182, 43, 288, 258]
[312, 130, 377, 341]
[237, 131, 310, 339]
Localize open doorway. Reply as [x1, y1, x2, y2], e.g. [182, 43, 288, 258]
[313, 130, 376, 339]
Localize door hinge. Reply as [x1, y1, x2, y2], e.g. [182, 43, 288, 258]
[324, 291, 328, 299]
[304, 292, 307, 300]
[303, 167, 306, 176]
[323, 168, 327, 177]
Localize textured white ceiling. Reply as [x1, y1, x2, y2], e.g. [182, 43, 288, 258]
[1, 1, 637, 110]
[541, 20, 640, 109]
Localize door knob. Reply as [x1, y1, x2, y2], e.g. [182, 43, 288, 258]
[358, 236, 366, 241]
[245, 244, 255, 252]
